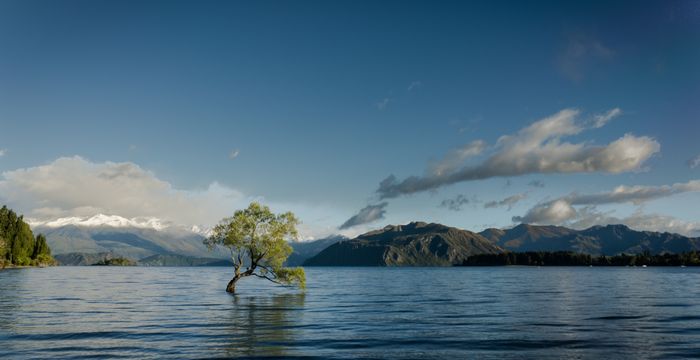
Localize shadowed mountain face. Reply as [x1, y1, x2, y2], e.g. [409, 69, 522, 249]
[479, 224, 576, 250]
[304, 222, 503, 266]
[480, 224, 700, 255]
[285, 236, 347, 266]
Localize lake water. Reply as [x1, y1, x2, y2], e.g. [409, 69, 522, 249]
[1, 267, 700, 359]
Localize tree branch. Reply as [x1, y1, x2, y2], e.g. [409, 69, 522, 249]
[252, 273, 285, 285]
[258, 263, 273, 271]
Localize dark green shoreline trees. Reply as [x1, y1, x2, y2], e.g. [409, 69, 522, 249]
[0, 206, 55, 268]
[461, 251, 700, 266]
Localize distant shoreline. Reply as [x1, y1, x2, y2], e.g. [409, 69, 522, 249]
[0, 264, 52, 270]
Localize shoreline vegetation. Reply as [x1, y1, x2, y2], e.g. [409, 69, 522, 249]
[91, 257, 137, 266]
[460, 251, 700, 267]
[50, 251, 700, 267]
[1, 206, 55, 269]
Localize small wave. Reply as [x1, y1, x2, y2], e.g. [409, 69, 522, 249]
[588, 315, 648, 321]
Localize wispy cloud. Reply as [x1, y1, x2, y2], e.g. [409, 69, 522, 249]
[429, 140, 486, 177]
[229, 149, 240, 159]
[689, 154, 700, 169]
[591, 108, 622, 128]
[407, 81, 422, 91]
[556, 34, 615, 82]
[377, 108, 657, 199]
[440, 194, 479, 211]
[573, 180, 700, 206]
[339, 202, 388, 229]
[376, 98, 390, 110]
[0, 149, 6, 157]
[484, 193, 527, 211]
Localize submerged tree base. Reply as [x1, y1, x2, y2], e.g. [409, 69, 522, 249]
[226, 279, 237, 293]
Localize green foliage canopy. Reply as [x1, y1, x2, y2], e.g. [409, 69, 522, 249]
[0, 205, 54, 267]
[204, 202, 305, 293]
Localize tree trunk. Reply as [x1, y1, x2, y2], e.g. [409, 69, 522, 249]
[226, 277, 238, 293]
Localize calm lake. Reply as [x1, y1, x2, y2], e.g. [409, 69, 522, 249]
[1, 267, 700, 359]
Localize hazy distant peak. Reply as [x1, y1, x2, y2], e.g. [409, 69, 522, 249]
[28, 214, 213, 236]
[30, 214, 169, 230]
[189, 225, 213, 237]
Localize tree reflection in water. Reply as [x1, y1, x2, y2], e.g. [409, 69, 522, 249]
[224, 293, 306, 358]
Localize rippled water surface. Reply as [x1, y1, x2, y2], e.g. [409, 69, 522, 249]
[2, 267, 700, 359]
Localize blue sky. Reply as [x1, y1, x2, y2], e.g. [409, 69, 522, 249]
[0, 0, 699, 238]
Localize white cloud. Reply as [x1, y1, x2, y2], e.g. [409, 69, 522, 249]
[514, 199, 577, 224]
[513, 179, 700, 236]
[0, 149, 6, 157]
[378, 108, 657, 198]
[0, 156, 248, 228]
[229, 149, 240, 159]
[0, 156, 356, 241]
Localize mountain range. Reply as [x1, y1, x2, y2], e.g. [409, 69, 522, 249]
[479, 223, 700, 255]
[35, 224, 215, 260]
[305, 222, 700, 266]
[32, 214, 345, 265]
[31, 214, 700, 266]
[304, 222, 503, 266]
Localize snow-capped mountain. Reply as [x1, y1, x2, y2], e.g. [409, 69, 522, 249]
[29, 214, 212, 236]
[29, 213, 337, 265]
[29, 214, 218, 260]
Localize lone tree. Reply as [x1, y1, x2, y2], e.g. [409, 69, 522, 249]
[204, 202, 306, 294]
